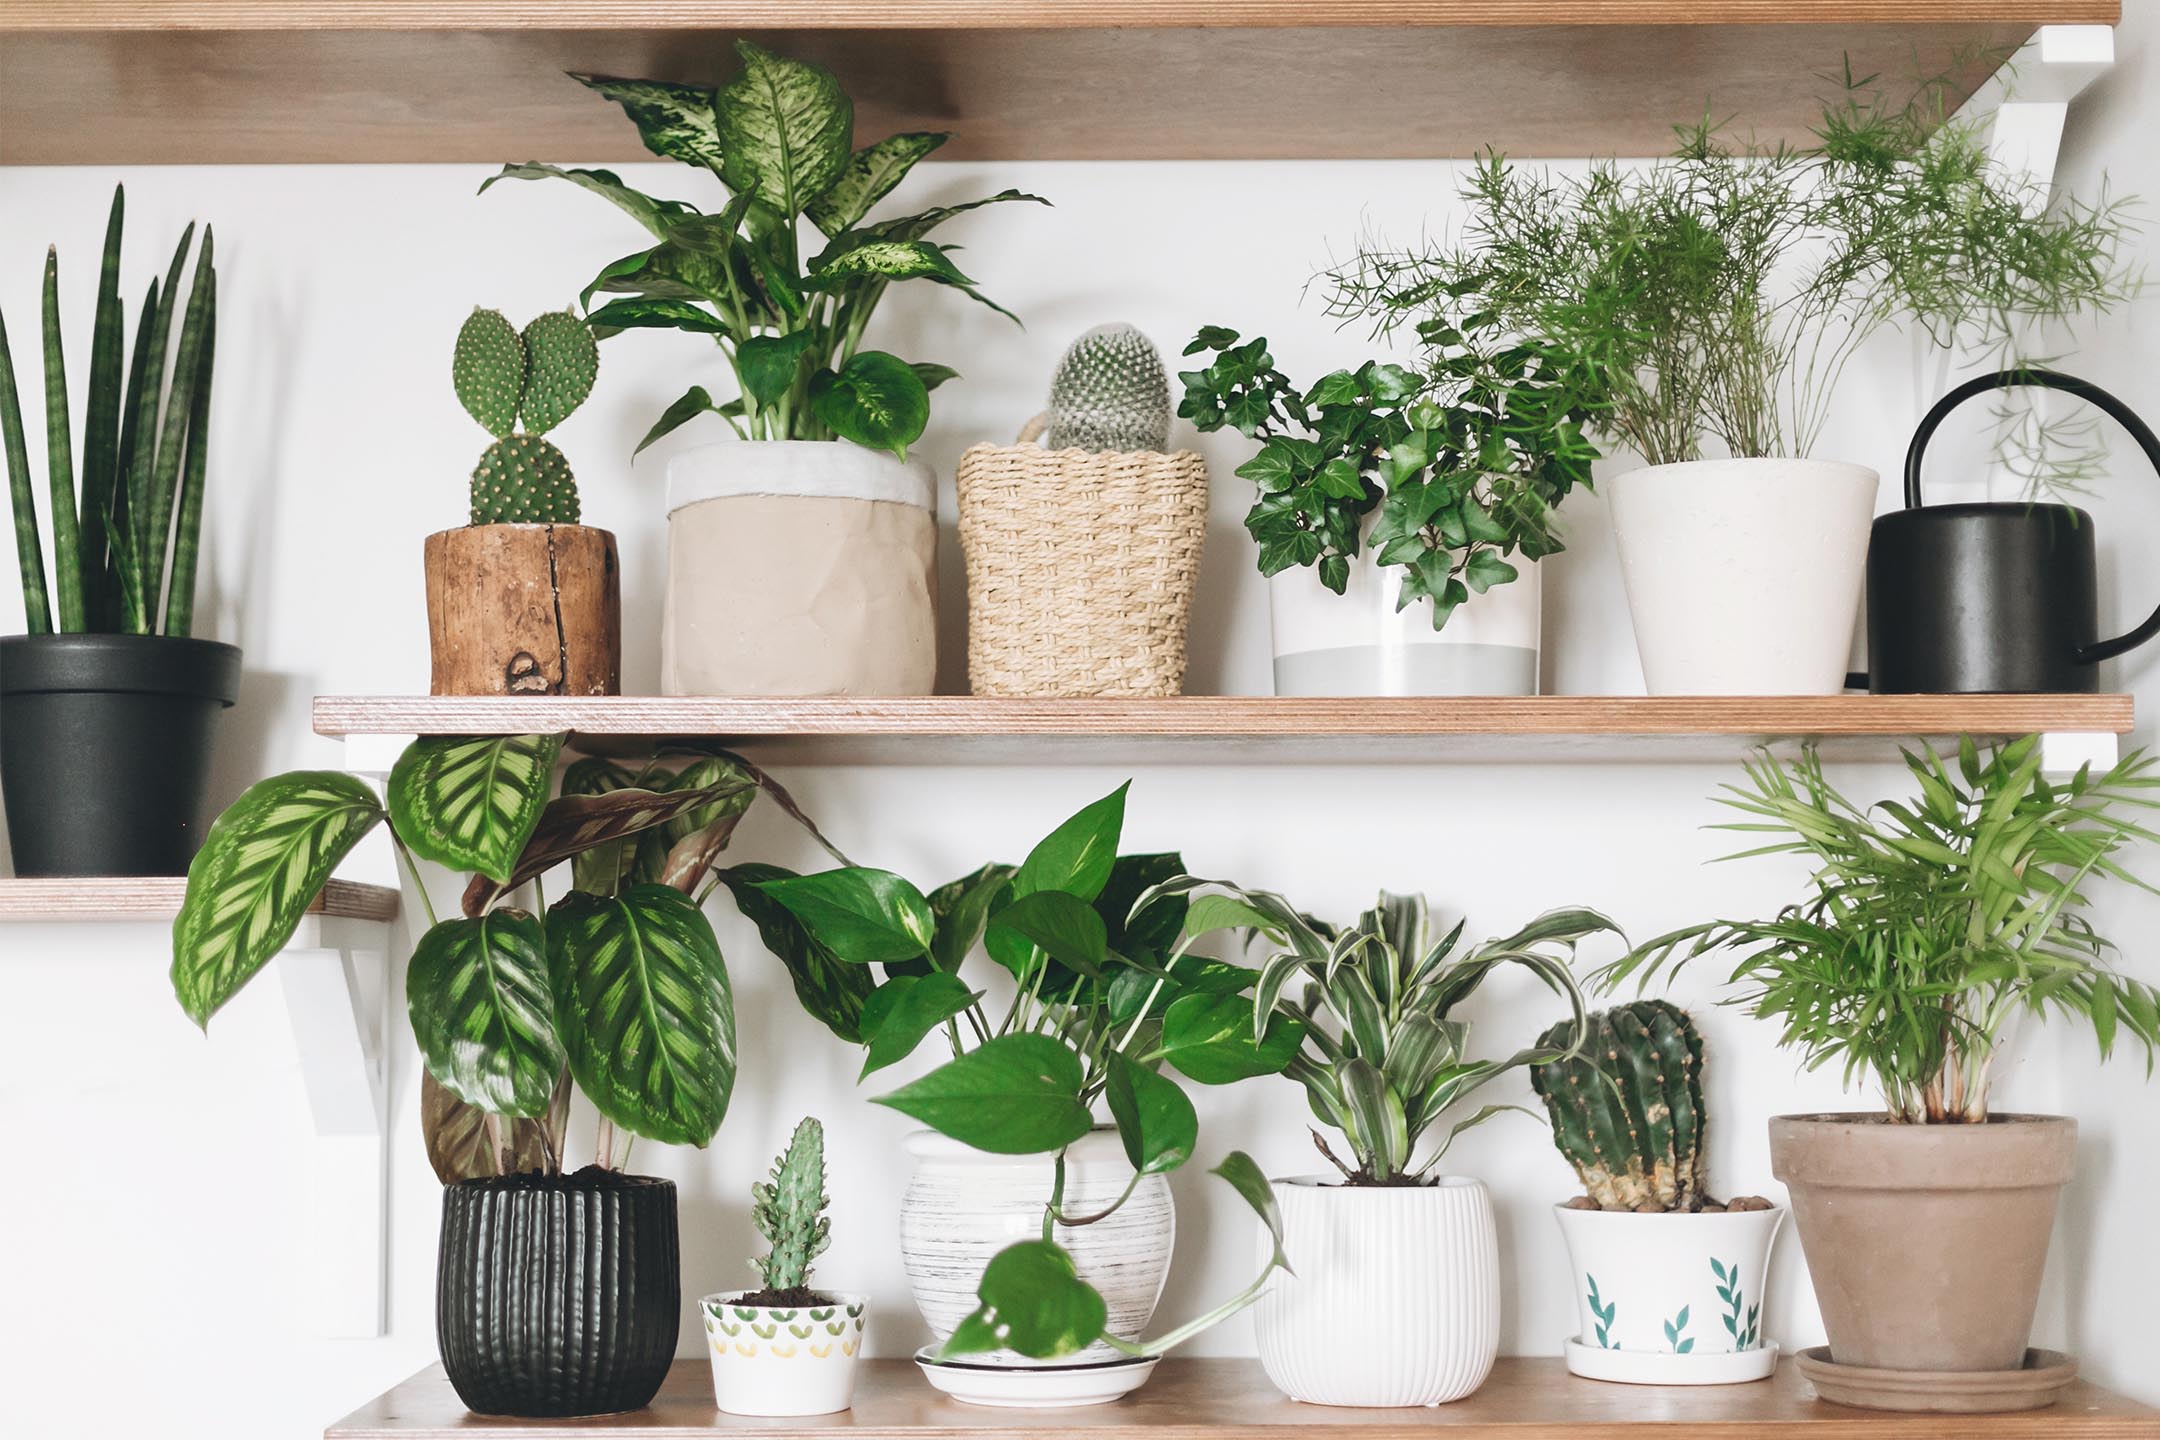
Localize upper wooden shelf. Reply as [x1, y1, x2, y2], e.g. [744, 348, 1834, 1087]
[327, 1356, 2155, 1438]
[0, 876, 398, 923]
[0, 3, 2112, 165]
[310, 693, 2133, 765]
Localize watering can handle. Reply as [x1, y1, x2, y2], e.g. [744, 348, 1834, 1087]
[1904, 367, 2160, 665]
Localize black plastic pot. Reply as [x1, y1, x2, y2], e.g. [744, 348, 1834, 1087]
[437, 1169, 680, 1418]
[0, 633, 242, 876]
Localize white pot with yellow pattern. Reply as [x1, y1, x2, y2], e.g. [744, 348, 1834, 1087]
[701, 1290, 868, 1416]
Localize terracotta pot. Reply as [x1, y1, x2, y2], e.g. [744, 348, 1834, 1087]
[423, 523, 621, 696]
[1768, 1113, 2076, 1373]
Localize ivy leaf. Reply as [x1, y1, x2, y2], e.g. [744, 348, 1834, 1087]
[1463, 548, 1520, 595]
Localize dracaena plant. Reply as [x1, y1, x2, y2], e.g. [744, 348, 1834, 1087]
[1166, 883, 1614, 1183]
[738, 782, 1295, 1361]
[1604, 737, 2160, 1125]
[4, 184, 219, 637]
[484, 44, 1043, 461]
[171, 738, 844, 1180]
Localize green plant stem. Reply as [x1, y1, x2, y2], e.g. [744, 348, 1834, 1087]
[1040, 1149, 1068, 1244]
[394, 838, 441, 930]
[0, 306, 51, 633]
[1050, 1168, 1143, 1227]
[1112, 1253, 1286, 1359]
[40, 248, 82, 632]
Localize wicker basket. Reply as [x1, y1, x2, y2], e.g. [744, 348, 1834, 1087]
[956, 416, 1208, 697]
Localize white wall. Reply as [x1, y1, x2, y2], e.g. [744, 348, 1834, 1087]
[7, 36, 2160, 1434]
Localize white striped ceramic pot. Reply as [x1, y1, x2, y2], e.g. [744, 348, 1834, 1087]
[1254, 1175, 1501, 1406]
[898, 1129, 1174, 1366]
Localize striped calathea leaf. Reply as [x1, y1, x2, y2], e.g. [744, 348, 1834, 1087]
[547, 885, 736, 1146]
[171, 770, 386, 1027]
[406, 909, 564, 1117]
[387, 732, 564, 883]
[421, 1070, 564, 1185]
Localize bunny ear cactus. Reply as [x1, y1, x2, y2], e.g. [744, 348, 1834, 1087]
[1046, 322, 1171, 452]
[749, 1115, 832, 1301]
[455, 307, 597, 526]
[1531, 999, 1707, 1212]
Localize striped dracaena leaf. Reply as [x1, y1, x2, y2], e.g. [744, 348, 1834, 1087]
[388, 733, 564, 883]
[172, 771, 386, 1027]
[407, 909, 564, 1117]
[548, 885, 736, 1146]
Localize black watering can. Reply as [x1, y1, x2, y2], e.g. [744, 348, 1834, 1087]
[1861, 368, 2160, 694]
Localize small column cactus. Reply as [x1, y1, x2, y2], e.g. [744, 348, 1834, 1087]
[454, 307, 597, 525]
[1045, 321, 1171, 452]
[748, 1116, 832, 1302]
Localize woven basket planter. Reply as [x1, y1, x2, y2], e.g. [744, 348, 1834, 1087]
[956, 419, 1207, 697]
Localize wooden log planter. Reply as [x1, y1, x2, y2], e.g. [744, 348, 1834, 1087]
[423, 524, 621, 697]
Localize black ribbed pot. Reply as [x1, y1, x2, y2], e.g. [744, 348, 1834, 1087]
[437, 1169, 680, 1418]
[0, 633, 241, 876]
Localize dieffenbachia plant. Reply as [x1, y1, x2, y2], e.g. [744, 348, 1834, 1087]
[170, 738, 844, 1180]
[4, 184, 219, 637]
[1164, 883, 1612, 1183]
[483, 43, 1044, 461]
[737, 782, 1295, 1360]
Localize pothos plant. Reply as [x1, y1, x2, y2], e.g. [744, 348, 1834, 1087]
[170, 736, 845, 1180]
[735, 782, 1298, 1360]
[1177, 307, 1601, 631]
[485, 43, 1043, 461]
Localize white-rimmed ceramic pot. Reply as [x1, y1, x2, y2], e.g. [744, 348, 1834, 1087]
[1605, 457, 1878, 694]
[1253, 1175, 1500, 1406]
[898, 1129, 1173, 1367]
[1553, 1204, 1785, 1385]
[701, 1290, 867, 1416]
[1269, 547, 1541, 696]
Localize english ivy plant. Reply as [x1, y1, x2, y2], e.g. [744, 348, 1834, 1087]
[484, 44, 1044, 460]
[738, 782, 1293, 1360]
[1178, 310, 1601, 631]
[171, 738, 843, 1180]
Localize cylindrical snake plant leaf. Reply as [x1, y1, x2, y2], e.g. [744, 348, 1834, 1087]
[142, 227, 213, 628]
[126, 223, 192, 595]
[40, 247, 82, 631]
[0, 305, 51, 633]
[108, 277, 158, 633]
[80, 184, 127, 632]
[386, 732, 565, 885]
[407, 908, 565, 1118]
[161, 263, 215, 638]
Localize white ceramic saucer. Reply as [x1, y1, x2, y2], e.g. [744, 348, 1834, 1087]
[914, 1348, 1160, 1408]
[1564, 1338, 1780, 1385]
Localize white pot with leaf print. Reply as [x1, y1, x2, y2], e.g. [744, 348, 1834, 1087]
[702, 1291, 867, 1416]
[1269, 545, 1541, 697]
[1554, 1205, 1785, 1385]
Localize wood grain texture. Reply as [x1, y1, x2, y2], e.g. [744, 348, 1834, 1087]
[424, 525, 622, 699]
[325, 1356, 2157, 1438]
[0, 18, 2047, 164]
[0, 877, 399, 922]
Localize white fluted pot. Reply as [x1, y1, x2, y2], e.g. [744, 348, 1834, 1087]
[898, 1129, 1174, 1366]
[1254, 1176, 1500, 1406]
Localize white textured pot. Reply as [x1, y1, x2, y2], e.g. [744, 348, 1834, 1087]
[1254, 1176, 1500, 1407]
[1554, 1206, 1785, 1385]
[701, 1290, 867, 1416]
[1269, 549, 1540, 696]
[1606, 458, 1878, 695]
[898, 1129, 1173, 1367]
[662, 440, 938, 696]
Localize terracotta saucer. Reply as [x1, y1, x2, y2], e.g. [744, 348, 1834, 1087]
[1795, 1346, 2077, 1414]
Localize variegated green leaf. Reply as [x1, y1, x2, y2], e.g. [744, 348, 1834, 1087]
[804, 131, 948, 235]
[571, 75, 726, 173]
[804, 239, 976, 291]
[715, 863, 874, 1044]
[172, 771, 386, 1027]
[479, 162, 696, 240]
[387, 733, 564, 883]
[714, 41, 851, 220]
[548, 885, 735, 1146]
[421, 1069, 561, 1184]
[407, 909, 563, 1117]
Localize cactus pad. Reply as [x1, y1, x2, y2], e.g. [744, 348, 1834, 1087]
[1531, 999, 1706, 1212]
[454, 308, 524, 439]
[1046, 321, 1171, 452]
[519, 309, 600, 435]
[471, 434, 580, 525]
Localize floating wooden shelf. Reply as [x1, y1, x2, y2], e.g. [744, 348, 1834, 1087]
[0, 876, 398, 923]
[0, 3, 2110, 165]
[328, 1356, 2156, 1439]
[309, 693, 2134, 766]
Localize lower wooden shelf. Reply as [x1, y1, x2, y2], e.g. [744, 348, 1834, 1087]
[0, 876, 398, 923]
[327, 1357, 2154, 1438]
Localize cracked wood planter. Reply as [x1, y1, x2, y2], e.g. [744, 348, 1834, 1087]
[1554, 1204, 1785, 1385]
[701, 1291, 867, 1416]
[424, 523, 621, 696]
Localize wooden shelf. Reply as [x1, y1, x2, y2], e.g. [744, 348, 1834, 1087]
[0, 3, 2109, 165]
[328, 1356, 2155, 1438]
[0, 876, 398, 923]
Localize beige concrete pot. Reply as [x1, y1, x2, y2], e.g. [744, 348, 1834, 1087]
[1768, 1113, 2076, 1373]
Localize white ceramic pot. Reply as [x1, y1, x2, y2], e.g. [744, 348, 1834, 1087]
[701, 1290, 867, 1416]
[1269, 549, 1540, 696]
[1553, 1205, 1785, 1385]
[1605, 458, 1878, 695]
[661, 440, 938, 696]
[1253, 1175, 1500, 1406]
[898, 1129, 1174, 1367]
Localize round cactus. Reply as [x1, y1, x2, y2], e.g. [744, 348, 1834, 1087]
[1531, 999, 1707, 1212]
[471, 433, 581, 525]
[453, 308, 524, 440]
[519, 309, 600, 435]
[1045, 321, 1171, 452]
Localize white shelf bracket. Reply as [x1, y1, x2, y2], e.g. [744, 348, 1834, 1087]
[2040, 730, 2120, 776]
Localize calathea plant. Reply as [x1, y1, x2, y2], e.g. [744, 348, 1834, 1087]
[485, 44, 1042, 461]
[1178, 310, 1601, 630]
[171, 738, 843, 1178]
[740, 783, 1295, 1359]
[1165, 884, 1611, 1182]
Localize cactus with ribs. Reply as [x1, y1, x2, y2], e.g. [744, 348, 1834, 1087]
[1532, 999, 1708, 1212]
[454, 307, 597, 525]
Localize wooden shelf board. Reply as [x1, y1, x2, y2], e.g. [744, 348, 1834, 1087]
[0, 876, 398, 923]
[309, 693, 2133, 766]
[2, 5, 2110, 164]
[327, 1356, 2156, 1438]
